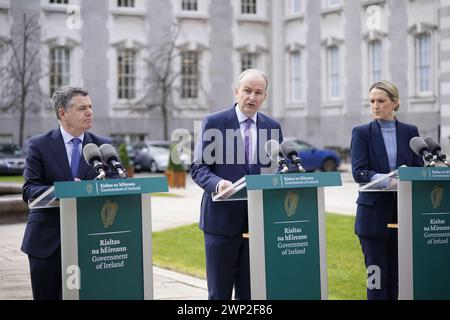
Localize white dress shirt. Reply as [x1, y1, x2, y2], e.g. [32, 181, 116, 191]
[60, 126, 84, 167]
[235, 104, 257, 165]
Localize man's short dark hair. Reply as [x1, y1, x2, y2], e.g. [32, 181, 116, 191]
[52, 86, 89, 120]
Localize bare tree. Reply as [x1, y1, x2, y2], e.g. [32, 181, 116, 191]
[139, 23, 182, 141]
[0, 14, 44, 147]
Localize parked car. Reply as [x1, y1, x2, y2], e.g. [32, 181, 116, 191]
[284, 138, 341, 172]
[133, 141, 190, 173]
[0, 143, 26, 175]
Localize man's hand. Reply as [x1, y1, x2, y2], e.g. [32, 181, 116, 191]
[217, 180, 233, 199]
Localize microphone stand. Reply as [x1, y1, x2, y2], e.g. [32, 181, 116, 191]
[94, 171, 106, 180]
[424, 156, 437, 167]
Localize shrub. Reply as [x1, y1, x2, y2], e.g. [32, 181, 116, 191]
[167, 144, 185, 172]
[118, 144, 130, 169]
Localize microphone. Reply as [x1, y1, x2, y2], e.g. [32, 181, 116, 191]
[264, 139, 289, 173]
[409, 137, 436, 167]
[424, 137, 450, 167]
[280, 141, 306, 173]
[99, 144, 127, 178]
[82, 143, 107, 180]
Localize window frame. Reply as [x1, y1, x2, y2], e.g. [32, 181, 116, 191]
[240, 52, 259, 72]
[415, 32, 433, 97]
[181, 50, 200, 99]
[181, 0, 199, 11]
[290, 51, 303, 103]
[327, 45, 340, 100]
[117, 48, 137, 100]
[117, 0, 135, 8]
[49, 47, 71, 97]
[49, 0, 69, 5]
[368, 39, 383, 85]
[241, 0, 257, 15]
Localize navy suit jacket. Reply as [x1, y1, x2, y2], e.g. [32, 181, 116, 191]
[191, 105, 283, 237]
[351, 120, 423, 238]
[21, 128, 112, 258]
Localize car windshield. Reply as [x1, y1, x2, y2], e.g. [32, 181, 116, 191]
[148, 146, 169, 155]
[0, 144, 22, 155]
[287, 140, 313, 152]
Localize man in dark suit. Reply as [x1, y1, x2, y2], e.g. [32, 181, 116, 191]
[21, 86, 113, 300]
[191, 69, 283, 300]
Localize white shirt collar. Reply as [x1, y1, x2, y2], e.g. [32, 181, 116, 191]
[60, 126, 84, 144]
[235, 104, 258, 125]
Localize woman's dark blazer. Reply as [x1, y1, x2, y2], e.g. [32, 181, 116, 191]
[351, 120, 423, 238]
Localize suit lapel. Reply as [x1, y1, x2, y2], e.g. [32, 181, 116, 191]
[49, 128, 73, 181]
[252, 113, 269, 174]
[370, 121, 390, 172]
[396, 121, 409, 167]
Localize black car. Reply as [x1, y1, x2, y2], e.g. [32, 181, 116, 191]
[0, 143, 25, 175]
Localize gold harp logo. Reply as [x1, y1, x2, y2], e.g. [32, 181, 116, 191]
[101, 200, 118, 228]
[431, 185, 444, 209]
[284, 191, 299, 218]
[86, 183, 93, 194]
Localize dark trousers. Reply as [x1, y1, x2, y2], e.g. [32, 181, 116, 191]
[204, 232, 251, 300]
[359, 232, 398, 300]
[28, 247, 62, 300]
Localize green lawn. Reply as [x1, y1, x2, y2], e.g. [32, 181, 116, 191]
[0, 175, 24, 183]
[153, 213, 367, 300]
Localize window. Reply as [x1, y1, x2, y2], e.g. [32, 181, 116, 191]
[117, 0, 135, 8]
[49, 0, 69, 4]
[117, 49, 136, 100]
[326, 0, 340, 8]
[241, 53, 258, 72]
[291, 0, 302, 14]
[416, 33, 431, 94]
[49, 47, 70, 97]
[368, 40, 382, 84]
[182, 0, 198, 11]
[181, 51, 199, 99]
[327, 46, 340, 99]
[242, 0, 257, 14]
[290, 52, 302, 102]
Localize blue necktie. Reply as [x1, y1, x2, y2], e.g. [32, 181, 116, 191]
[244, 118, 253, 171]
[71, 138, 81, 179]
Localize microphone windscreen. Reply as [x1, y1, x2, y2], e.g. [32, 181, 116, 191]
[280, 141, 299, 159]
[99, 144, 119, 163]
[264, 139, 281, 161]
[83, 143, 102, 165]
[409, 137, 429, 156]
[424, 137, 441, 154]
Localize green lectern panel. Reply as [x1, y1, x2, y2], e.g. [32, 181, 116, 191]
[262, 188, 321, 299]
[412, 181, 450, 300]
[77, 194, 143, 300]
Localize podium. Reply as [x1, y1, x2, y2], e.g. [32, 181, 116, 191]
[215, 172, 342, 300]
[397, 167, 450, 300]
[35, 177, 168, 300]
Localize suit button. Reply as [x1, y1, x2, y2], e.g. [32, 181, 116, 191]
[361, 173, 364, 176]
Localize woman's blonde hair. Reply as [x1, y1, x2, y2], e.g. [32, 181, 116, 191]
[370, 80, 400, 111]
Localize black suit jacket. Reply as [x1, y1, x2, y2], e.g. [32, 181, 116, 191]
[21, 128, 112, 258]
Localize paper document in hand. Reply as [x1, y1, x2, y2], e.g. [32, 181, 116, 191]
[212, 177, 247, 201]
[359, 168, 401, 192]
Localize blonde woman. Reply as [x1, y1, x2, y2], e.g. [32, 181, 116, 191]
[350, 80, 423, 300]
